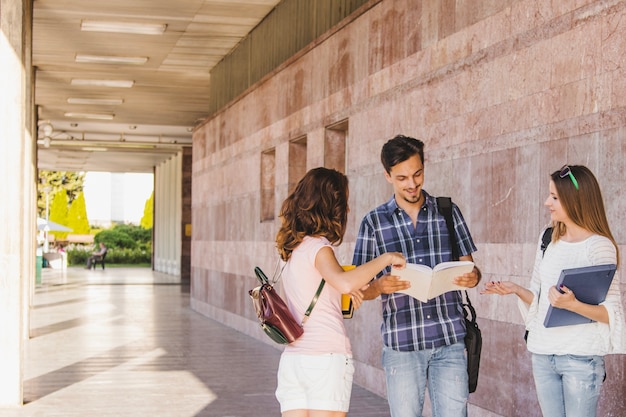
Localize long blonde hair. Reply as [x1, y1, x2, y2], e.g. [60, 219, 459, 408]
[551, 165, 619, 265]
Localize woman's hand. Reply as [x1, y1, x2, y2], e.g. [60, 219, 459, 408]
[548, 284, 577, 309]
[349, 288, 366, 310]
[548, 284, 609, 323]
[387, 252, 406, 269]
[480, 281, 518, 296]
[481, 280, 535, 305]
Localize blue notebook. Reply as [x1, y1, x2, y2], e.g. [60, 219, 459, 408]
[543, 264, 617, 328]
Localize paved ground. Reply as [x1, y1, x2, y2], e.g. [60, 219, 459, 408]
[0, 267, 391, 417]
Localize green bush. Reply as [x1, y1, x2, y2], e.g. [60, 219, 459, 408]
[103, 247, 151, 264]
[66, 245, 91, 265]
[113, 224, 152, 242]
[94, 224, 152, 250]
[66, 245, 151, 266]
[95, 229, 136, 249]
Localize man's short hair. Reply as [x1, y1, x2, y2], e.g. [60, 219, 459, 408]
[380, 135, 424, 173]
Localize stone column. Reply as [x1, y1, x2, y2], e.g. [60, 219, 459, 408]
[154, 152, 182, 276]
[0, 0, 33, 406]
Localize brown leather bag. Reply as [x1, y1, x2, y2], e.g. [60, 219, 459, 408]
[249, 266, 324, 345]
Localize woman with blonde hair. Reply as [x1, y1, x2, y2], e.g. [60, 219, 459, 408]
[275, 167, 405, 417]
[482, 165, 625, 417]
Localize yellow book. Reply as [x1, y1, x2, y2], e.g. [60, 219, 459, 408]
[341, 265, 355, 318]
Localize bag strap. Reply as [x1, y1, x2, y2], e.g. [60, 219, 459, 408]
[541, 227, 552, 257]
[254, 260, 286, 285]
[254, 266, 271, 285]
[463, 289, 477, 323]
[436, 197, 459, 261]
[302, 279, 325, 325]
[437, 197, 473, 306]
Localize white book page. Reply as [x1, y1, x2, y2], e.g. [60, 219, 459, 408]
[392, 261, 474, 302]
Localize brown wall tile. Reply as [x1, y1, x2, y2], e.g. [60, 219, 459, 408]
[190, 1, 626, 414]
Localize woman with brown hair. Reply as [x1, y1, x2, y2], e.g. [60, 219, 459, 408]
[275, 167, 405, 417]
[482, 165, 625, 417]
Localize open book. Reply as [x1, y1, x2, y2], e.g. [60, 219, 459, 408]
[392, 261, 475, 302]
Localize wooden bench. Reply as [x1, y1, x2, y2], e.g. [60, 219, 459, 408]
[67, 234, 95, 244]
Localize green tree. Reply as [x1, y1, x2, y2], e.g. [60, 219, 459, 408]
[140, 191, 153, 229]
[37, 170, 85, 218]
[49, 189, 70, 240]
[66, 192, 91, 235]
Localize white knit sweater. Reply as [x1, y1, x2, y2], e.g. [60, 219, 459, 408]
[519, 233, 626, 355]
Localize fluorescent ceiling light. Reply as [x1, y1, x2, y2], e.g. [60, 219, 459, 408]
[67, 98, 124, 105]
[75, 54, 148, 64]
[71, 79, 134, 88]
[81, 20, 167, 35]
[64, 112, 115, 120]
[81, 147, 108, 152]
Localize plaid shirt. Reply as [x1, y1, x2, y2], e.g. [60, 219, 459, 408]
[352, 191, 477, 351]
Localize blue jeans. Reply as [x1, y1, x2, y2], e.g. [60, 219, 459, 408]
[382, 342, 468, 417]
[532, 353, 605, 417]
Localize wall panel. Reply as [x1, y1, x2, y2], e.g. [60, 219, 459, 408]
[192, 1, 626, 415]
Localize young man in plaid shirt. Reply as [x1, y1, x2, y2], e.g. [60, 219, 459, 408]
[352, 135, 481, 417]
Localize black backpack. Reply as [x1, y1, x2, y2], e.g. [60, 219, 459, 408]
[540, 227, 553, 257]
[437, 197, 481, 394]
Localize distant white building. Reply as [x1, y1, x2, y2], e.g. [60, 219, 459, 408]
[84, 172, 153, 227]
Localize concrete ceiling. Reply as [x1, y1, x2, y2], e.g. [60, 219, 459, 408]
[33, 0, 281, 173]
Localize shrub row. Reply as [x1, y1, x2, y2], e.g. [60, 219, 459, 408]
[95, 226, 152, 250]
[66, 245, 151, 266]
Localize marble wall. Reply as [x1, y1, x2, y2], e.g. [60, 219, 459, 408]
[191, 1, 626, 415]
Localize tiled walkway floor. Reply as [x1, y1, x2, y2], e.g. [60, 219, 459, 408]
[0, 267, 391, 417]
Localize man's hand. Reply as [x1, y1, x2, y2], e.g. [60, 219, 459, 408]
[362, 274, 411, 300]
[453, 266, 481, 288]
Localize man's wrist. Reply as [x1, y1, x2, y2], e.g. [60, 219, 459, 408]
[473, 266, 482, 286]
[374, 279, 382, 297]
[363, 279, 381, 300]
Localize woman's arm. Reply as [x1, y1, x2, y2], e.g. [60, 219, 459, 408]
[548, 285, 609, 323]
[481, 281, 535, 305]
[315, 246, 405, 295]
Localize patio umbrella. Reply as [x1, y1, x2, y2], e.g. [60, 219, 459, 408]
[37, 217, 73, 232]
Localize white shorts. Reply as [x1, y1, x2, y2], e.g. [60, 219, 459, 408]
[275, 352, 354, 412]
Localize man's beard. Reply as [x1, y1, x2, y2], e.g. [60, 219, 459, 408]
[402, 192, 421, 204]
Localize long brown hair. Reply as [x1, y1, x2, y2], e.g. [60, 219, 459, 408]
[551, 165, 619, 265]
[276, 167, 349, 261]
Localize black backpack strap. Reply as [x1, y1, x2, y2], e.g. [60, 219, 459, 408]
[463, 289, 477, 322]
[438, 196, 474, 310]
[524, 226, 554, 343]
[436, 197, 459, 261]
[540, 227, 552, 257]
